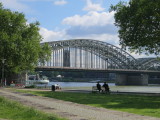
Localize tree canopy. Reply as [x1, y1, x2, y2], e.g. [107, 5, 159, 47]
[0, 3, 51, 75]
[110, 0, 160, 55]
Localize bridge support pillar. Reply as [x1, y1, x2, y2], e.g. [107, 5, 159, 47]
[115, 74, 127, 85]
[115, 73, 148, 86]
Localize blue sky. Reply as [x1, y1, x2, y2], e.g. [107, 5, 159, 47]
[0, 0, 151, 58]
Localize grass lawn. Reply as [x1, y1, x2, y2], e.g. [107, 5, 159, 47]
[0, 96, 66, 120]
[17, 90, 160, 118]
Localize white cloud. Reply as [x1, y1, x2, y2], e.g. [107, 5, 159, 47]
[39, 27, 68, 42]
[83, 0, 105, 12]
[62, 11, 115, 27]
[54, 0, 67, 6]
[0, 0, 32, 13]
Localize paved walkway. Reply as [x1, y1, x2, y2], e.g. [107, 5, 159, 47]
[0, 88, 160, 120]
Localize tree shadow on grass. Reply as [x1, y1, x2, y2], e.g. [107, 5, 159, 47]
[24, 90, 160, 118]
[31, 91, 160, 110]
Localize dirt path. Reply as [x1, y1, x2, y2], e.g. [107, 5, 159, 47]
[0, 88, 159, 120]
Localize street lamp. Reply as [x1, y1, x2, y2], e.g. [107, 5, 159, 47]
[1, 59, 6, 86]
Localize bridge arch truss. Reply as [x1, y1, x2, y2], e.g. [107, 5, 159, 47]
[137, 58, 160, 70]
[39, 39, 140, 70]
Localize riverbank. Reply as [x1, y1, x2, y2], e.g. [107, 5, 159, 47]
[0, 88, 160, 120]
[23, 84, 160, 95]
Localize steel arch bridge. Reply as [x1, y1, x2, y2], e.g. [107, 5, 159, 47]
[137, 58, 160, 70]
[38, 39, 160, 71]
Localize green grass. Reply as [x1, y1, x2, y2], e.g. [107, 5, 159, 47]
[17, 90, 160, 118]
[0, 96, 66, 120]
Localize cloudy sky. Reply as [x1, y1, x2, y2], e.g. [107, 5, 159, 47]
[0, 0, 152, 58]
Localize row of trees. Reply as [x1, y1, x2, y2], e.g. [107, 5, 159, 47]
[0, 3, 51, 84]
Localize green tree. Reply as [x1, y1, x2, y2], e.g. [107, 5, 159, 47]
[0, 3, 51, 78]
[110, 0, 160, 55]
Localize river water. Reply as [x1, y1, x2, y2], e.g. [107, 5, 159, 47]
[36, 82, 160, 93]
[48, 82, 115, 87]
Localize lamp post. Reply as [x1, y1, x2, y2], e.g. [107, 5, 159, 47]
[1, 59, 6, 86]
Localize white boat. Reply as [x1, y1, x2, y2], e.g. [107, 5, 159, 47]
[26, 75, 49, 86]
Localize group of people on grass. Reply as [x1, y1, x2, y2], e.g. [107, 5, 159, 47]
[96, 82, 110, 93]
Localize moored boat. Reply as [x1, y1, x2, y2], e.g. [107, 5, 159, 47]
[25, 75, 49, 86]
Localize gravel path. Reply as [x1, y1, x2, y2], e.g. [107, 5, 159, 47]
[0, 88, 159, 120]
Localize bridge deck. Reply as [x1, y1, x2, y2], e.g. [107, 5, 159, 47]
[36, 66, 160, 74]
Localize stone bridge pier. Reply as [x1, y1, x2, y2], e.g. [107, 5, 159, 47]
[115, 73, 148, 86]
